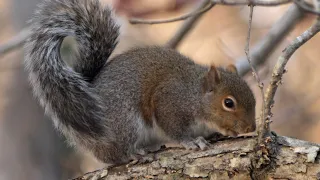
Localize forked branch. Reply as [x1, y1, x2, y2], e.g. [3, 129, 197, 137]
[263, 0, 320, 138]
[166, 0, 216, 48]
[236, 4, 304, 76]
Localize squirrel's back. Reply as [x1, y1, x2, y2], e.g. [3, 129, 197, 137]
[95, 46, 206, 88]
[93, 47, 209, 132]
[94, 46, 206, 103]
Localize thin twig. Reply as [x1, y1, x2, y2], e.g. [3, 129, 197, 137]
[129, 1, 214, 24]
[129, 0, 292, 25]
[236, 4, 304, 76]
[166, 0, 215, 48]
[129, 0, 320, 26]
[0, 27, 31, 57]
[211, 0, 291, 6]
[213, 0, 320, 17]
[263, 2, 320, 140]
[244, 5, 266, 144]
[239, 0, 320, 16]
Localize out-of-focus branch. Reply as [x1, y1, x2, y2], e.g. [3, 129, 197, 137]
[293, 0, 320, 15]
[0, 0, 317, 58]
[129, 1, 214, 24]
[129, 0, 293, 25]
[0, 27, 31, 57]
[211, 0, 291, 6]
[263, 1, 320, 140]
[236, 4, 304, 76]
[166, 0, 215, 48]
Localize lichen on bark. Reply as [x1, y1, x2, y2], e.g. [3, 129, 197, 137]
[72, 136, 320, 180]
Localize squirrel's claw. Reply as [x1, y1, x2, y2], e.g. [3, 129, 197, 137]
[181, 136, 210, 150]
[195, 136, 210, 150]
[181, 140, 199, 150]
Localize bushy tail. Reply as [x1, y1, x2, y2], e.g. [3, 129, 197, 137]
[24, 0, 119, 137]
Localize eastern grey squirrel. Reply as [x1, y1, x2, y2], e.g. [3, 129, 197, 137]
[24, 0, 256, 165]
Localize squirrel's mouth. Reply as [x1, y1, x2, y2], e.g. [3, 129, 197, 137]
[226, 129, 239, 137]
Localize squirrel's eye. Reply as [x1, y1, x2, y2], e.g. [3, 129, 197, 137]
[222, 96, 237, 112]
[224, 98, 234, 108]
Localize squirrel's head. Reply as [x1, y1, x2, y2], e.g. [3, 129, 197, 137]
[200, 64, 256, 137]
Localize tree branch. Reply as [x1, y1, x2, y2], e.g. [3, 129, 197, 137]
[263, 4, 320, 141]
[293, 0, 320, 15]
[211, 0, 291, 6]
[166, 0, 216, 48]
[129, 0, 292, 25]
[129, 0, 214, 24]
[128, 0, 320, 26]
[244, 5, 267, 146]
[71, 136, 320, 180]
[236, 4, 304, 76]
[0, 1, 316, 57]
[0, 27, 31, 57]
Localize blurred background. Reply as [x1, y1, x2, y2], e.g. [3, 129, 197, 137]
[0, 0, 320, 179]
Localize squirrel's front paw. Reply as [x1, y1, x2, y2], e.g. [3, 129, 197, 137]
[180, 136, 210, 150]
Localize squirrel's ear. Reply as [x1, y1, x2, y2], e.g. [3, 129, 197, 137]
[203, 65, 221, 92]
[226, 64, 238, 74]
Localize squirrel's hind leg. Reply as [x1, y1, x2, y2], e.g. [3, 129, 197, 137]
[91, 142, 130, 165]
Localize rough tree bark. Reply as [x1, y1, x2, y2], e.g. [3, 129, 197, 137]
[72, 135, 320, 180]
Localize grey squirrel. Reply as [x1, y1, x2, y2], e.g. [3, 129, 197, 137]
[24, 0, 256, 165]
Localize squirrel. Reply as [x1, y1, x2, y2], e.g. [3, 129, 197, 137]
[24, 0, 256, 165]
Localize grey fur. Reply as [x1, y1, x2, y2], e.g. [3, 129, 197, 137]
[24, 0, 256, 165]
